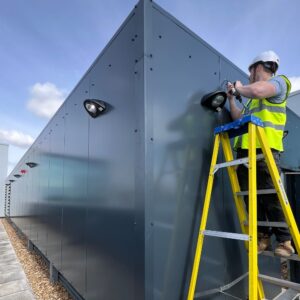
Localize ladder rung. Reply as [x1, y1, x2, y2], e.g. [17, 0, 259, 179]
[237, 189, 276, 196]
[258, 274, 300, 291]
[244, 221, 288, 228]
[214, 153, 264, 173]
[284, 171, 300, 175]
[201, 230, 249, 241]
[273, 289, 300, 300]
[260, 251, 300, 262]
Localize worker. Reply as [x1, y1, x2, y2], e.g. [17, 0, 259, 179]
[227, 50, 293, 257]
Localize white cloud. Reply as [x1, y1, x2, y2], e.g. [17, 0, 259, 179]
[27, 82, 66, 119]
[0, 129, 34, 148]
[289, 77, 300, 93]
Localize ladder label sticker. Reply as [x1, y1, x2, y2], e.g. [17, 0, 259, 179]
[278, 179, 289, 205]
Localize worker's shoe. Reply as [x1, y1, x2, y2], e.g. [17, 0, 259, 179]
[258, 233, 271, 254]
[274, 241, 295, 257]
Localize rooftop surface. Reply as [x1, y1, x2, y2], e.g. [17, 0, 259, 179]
[0, 220, 35, 300]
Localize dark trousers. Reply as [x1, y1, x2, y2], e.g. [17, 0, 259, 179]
[236, 148, 291, 243]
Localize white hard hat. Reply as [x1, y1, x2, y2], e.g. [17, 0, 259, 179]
[248, 50, 280, 72]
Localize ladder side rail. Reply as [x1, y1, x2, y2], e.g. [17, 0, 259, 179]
[220, 133, 248, 234]
[248, 123, 258, 300]
[220, 132, 265, 300]
[187, 134, 221, 300]
[256, 126, 300, 255]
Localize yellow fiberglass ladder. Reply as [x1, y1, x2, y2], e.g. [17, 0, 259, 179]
[187, 115, 300, 300]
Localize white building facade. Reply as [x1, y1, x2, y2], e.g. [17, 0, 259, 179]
[0, 144, 9, 217]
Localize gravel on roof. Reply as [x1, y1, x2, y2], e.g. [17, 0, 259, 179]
[1, 219, 72, 300]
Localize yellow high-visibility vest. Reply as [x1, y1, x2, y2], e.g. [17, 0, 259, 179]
[234, 75, 291, 151]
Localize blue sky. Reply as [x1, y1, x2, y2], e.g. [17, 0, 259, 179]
[1, 0, 300, 174]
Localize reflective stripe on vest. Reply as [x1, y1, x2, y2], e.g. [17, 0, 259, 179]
[234, 75, 291, 151]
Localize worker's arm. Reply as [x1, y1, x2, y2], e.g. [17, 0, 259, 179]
[234, 80, 277, 99]
[227, 82, 243, 120]
[228, 97, 243, 120]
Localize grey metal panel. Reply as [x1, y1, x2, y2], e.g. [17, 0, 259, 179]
[287, 91, 300, 117]
[10, 184, 15, 218]
[21, 161, 30, 238]
[26, 152, 34, 241]
[281, 107, 300, 171]
[85, 9, 143, 300]
[36, 132, 50, 255]
[29, 146, 39, 244]
[47, 105, 66, 270]
[146, 4, 285, 299]
[61, 77, 89, 298]
[10, 178, 18, 224]
[148, 7, 229, 300]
